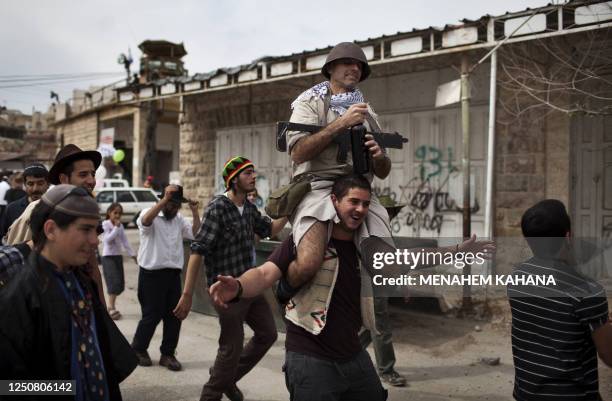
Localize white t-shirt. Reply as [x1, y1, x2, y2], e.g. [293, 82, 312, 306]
[136, 208, 194, 270]
[0, 181, 10, 206]
[224, 192, 244, 215]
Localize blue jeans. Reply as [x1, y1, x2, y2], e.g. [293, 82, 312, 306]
[284, 350, 387, 401]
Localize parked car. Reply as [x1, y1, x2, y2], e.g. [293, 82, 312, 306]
[95, 187, 159, 226]
[103, 178, 130, 188]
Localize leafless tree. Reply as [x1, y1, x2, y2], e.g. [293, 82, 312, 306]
[497, 26, 612, 124]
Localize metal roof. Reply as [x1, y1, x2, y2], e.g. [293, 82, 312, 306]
[67, 0, 612, 112]
[138, 40, 188, 58]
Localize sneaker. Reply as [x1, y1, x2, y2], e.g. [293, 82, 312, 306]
[159, 354, 182, 371]
[134, 349, 152, 367]
[380, 371, 407, 387]
[224, 384, 244, 401]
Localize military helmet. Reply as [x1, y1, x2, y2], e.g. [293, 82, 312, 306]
[321, 42, 371, 82]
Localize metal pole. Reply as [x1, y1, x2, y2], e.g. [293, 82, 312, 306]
[461, 55, 472, 311]
[484, 50, 497, 242]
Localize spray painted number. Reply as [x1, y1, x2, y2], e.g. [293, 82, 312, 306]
[415, 146, 457, 181]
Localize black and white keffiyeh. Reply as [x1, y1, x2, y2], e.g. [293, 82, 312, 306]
[291, 81, 364, 115]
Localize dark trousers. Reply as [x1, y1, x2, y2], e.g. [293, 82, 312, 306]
[358, 297, 397, 374]
[200, 295, 277, 401]
[284, 350, 387, 401]
[132, 267, 182, 356]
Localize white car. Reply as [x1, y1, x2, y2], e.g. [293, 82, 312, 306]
[95, 187, 159, 226]
[103, 178, 130, 188]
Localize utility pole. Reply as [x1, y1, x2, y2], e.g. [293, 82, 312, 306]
[461, 54, 473, 312]
[143, 101, 158, 182]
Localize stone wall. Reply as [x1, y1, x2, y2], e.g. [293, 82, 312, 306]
[56, 113, 98, 151]
[493, 42, 573, 272]
[494, 106, 551, 238]
[23, 131, 57, 165]
[180, 78, 314, 200]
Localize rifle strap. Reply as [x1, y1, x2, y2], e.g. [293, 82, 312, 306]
[365, 113, 381, 133]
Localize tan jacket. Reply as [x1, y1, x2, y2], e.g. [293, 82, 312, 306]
[287, 95, 380, 179]
[4, 199, 38, 245]
[285, 244, 377, 335]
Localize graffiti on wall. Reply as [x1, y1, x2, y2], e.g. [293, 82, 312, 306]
[374, 145, 479, 236]
[415, 145, 457, 181]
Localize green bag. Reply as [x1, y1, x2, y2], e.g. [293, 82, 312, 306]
[265, 175, 313, 219]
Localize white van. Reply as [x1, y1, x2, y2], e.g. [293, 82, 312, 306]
[95, 187, 158, 226]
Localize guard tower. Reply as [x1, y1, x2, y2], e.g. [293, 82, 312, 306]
[138, 40, 188, 82]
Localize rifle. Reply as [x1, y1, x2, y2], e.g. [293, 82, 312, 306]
[276, 121, 408, 175]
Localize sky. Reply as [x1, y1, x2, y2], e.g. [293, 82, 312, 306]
[0, 0, 555, 114]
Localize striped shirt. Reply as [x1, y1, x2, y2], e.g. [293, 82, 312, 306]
[508, 257, 609, 401]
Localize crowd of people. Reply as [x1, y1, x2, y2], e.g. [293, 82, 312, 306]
[0, 41, 610, 401]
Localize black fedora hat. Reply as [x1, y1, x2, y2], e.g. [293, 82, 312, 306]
[158, 185, 189, 204]
[48, 144, 102, 185]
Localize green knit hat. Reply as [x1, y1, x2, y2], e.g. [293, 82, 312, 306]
[222, 156, 254, 189]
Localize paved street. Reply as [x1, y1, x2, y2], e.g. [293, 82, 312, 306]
[112, 228, 611, 401]
[115, 228, 287, 401]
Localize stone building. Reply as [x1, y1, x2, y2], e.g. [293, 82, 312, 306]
[0, 108, 57, 172]
[53, 40, 186, 187]
[53, 1, 612, 275]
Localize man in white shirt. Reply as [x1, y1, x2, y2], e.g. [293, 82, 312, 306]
[132, 185, 201, 371]
[0, 177, 10, 225]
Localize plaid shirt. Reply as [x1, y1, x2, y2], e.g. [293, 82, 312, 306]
[191, 195, 271, 286]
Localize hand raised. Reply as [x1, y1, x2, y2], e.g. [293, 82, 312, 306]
[458, 234, 496, 260]
[188, 199, 200, 211]
[162, 185, 179, 202]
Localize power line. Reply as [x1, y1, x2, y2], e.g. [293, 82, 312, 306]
[0, 72, 124, 84]
[0, 75, 126, 89]
[0, 72, 125, 79]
